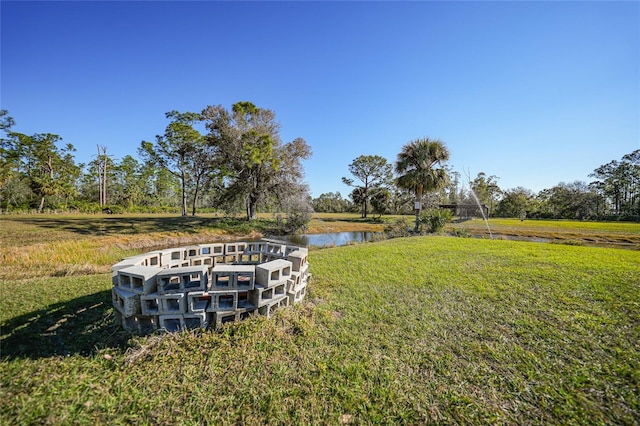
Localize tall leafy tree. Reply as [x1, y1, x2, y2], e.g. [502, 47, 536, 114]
[0, 110, 17, 209]
[9, 132, 80, 212]
[202, 101, 311, 221]
[590, 150, 639, 217]
[495, 187, 536, 219]
[395, 137, 450, 231]
[311, 192, 352, 213]
[470, 172, 501, 216]
[140, 111, 213, 216]
[342, 155, 393, 218]
[538, 181, 601, 219]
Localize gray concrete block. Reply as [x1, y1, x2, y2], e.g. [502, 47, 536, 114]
[184, 245, 202, 259]
[245, 241, 267, 254]
[225, 241, 247, 255]
[287, 250, 308, 272]
[211, 265, 255, 290]
[256, 259, 292, 288]
[265, 242, 286, 258]
[159, 293, 186, 314]
[184, 312, 209, 330]
[112, 286, 141, 317]
[250, 282, 287, 307]
[237, 290, 255, 310]
[256, 295, 288, 318]
[159, 314, 184, 332]
[117, 266, 163, 295]
[199, 243, 225, 256]
[187, 291, 211, 313]
[156, 265, 209, 295]
[207, 290, 238, 312]
[189, 255, 215, 271]
[166, 260, 191, 269]
[140, 293, 161, 316]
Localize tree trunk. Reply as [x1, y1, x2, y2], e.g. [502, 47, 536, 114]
[38, 196, 45, 214]
[247, 200, 258, 220]
[103, 154, 107, 206]
[414, 187, 423, 232]
[192, 188, 199, 216]
[180, 165, 188, 216]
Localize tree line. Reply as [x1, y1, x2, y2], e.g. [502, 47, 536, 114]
[0, 104, 312, 222]
[316, 144, 640, 222]
[2, 106, 637, 222]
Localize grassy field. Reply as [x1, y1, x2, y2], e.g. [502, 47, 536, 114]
[1, 214, 639, 424]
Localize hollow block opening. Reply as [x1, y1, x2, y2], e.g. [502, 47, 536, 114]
[219, 295, 234, 309]
[166, 298, 181, 312]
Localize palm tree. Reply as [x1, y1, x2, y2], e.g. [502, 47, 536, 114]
[395, 138, 450, 232]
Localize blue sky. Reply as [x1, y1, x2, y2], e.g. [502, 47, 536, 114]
[2, 1, 638, 198]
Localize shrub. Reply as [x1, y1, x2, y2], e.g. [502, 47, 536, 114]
[420, 208, 453, 233]
[384, 218, 412, 238]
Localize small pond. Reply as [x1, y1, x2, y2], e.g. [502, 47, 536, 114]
[266, 231, 383, 248]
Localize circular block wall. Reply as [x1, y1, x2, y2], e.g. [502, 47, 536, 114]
[111, 239, 310, 333]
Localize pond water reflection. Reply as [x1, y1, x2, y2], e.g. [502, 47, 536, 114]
[267, 231, 383, 248]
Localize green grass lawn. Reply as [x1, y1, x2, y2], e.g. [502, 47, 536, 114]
[449, 218, 640, 248]
[2, 233, 638, 424]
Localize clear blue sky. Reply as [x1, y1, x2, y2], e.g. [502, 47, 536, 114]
[2, 1, 639, 198]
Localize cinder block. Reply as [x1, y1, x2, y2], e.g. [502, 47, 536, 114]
[112, 256, 145, 274]
[287, 250, 308, 272]
[137, 315, 159, 334]
[289, 263, 309, 292]
[112, 286, 141, 318]
[211, 265, 255, 290]
[166, 260, 190, 269]
[207, 291, 238, 312]
[159, 314, 184, 332]
[288, 280, 308, 305]
[145, 249, 175, 267]
[140, 293, 161, 316]
[187, 291, 211, 313]
[213, 311, 236, 327]
[225, 241, 247, 255]
[256, 259, 292, 288]
[199, 243, 225, 256]
[156, 265, 209, 294]
[278, 296, 289, 308]
[237, 307, 256, 321]
[118, 314, 159, 334]
[285, 245, 307, 256]
[223, 254, 239, 264]
[164, 248, 187, 263]
[184, 312, 209, 330]
[256, 296, 287, 318]
[237, 290, 255, 310]
[117, 266, 162, 295]
[189, 255, 215, 271]
[265, 243, 286, 258]
[184, 245, 202, 259]
[159, 293, 186, 314]
[245, 241, 267, 254]
[249, 282, 286, 307]
[236, 253, 262, 264]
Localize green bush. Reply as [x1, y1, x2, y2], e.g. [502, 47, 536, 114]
[384, 218, 412, 238]
[420, 208, 453, 233]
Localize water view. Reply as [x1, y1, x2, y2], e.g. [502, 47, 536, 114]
[267, 231, 383, 248]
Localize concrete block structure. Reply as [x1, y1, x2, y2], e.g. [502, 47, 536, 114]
[111, 239, 310, 333]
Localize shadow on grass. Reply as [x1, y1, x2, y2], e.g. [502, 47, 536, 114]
[1, 290, 131, 360]
[7, 216, 278, 238]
